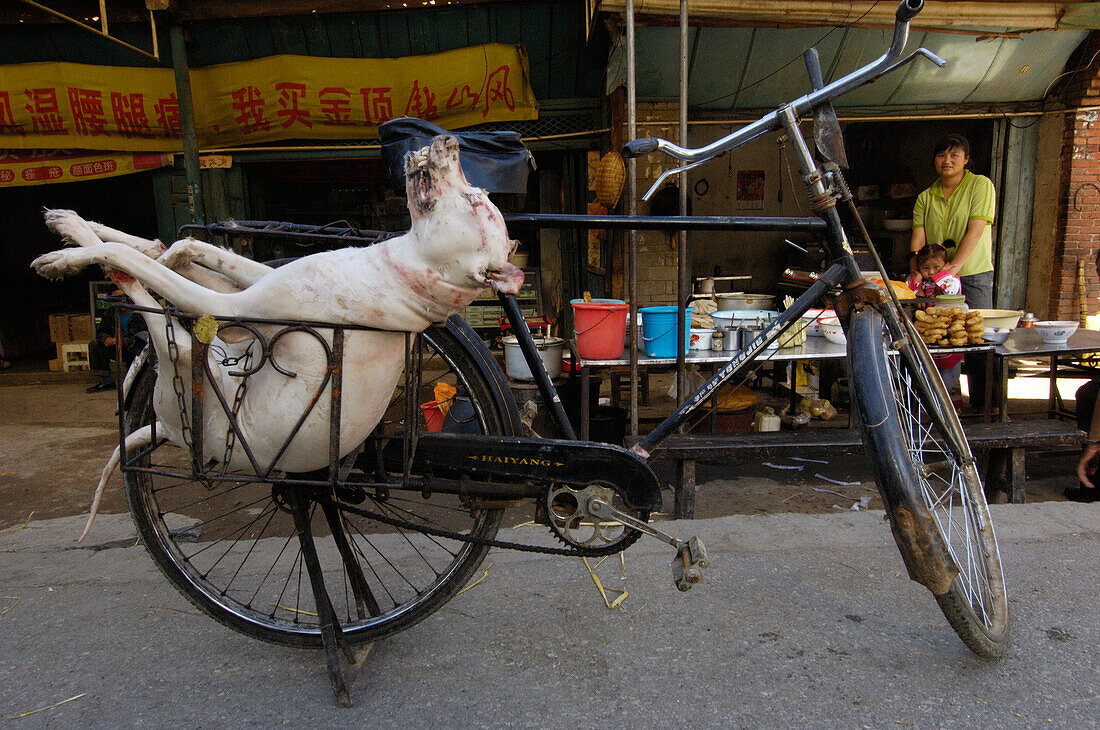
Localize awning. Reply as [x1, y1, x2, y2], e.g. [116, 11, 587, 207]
[597, 1, 1100, 33]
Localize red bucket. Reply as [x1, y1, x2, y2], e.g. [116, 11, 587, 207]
[572, 300, 629, 359]
[420, 401, 445, 432]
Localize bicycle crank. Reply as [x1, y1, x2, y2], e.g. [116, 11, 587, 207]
[586, 497, 710, 592]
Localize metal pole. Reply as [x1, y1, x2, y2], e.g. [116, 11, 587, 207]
[169, 25, 206, 226]
[626, 0, 639, 437]
[675, 0, 689, 407]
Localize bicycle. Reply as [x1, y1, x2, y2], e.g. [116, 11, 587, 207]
[112, 0, 1006, 706]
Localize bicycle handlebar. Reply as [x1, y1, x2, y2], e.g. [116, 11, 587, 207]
[622, 0, 927, 163]
[895, 0, 922, 22]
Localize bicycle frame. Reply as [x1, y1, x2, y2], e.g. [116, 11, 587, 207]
[498, 0, 954, 462]
[498, 118, 864, 460]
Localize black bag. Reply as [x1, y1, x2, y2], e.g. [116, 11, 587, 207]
[379, 117, 535, 194]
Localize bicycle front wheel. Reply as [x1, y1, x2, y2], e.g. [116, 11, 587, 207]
[847, 306, 1008, 659]
[124, 318, 514, 648]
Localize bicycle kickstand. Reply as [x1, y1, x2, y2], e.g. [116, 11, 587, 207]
[586, 499, 710, 591]
[289, 492, 358, 708]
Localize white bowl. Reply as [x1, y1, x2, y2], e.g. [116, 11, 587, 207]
[1034, 320, 1079, 344]
[711, 309, 778, 329]
[819, 317, 846, 345]
[800, 308, 837, 337]
[983, 327, 1011, 345]
[972, 309, 1023, 330]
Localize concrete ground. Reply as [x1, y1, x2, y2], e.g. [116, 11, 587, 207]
[0, 504, 1097, 727]
[0, 360, 1096, 726]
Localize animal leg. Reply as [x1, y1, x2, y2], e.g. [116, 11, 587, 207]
[45, 209, 245, 294]
[33, 241, 241, 318]
[158, 238, 273, 290]
[84, 217, 167, 259]
[79, 424, 154, 542]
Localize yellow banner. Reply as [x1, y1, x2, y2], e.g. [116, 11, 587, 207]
[0, 43, 538, 152]
[0, 149, 173, 187]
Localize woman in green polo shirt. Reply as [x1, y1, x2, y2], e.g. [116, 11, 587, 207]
[909, 134, 996, 309]
[910, 133, 997, 411]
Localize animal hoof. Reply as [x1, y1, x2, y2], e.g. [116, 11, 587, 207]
[158, 240, 194, 270]
[31, 251, 81, 279]
[43, 208, 78, 235]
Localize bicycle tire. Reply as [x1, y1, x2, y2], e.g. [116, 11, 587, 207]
[125, 318, 514, 648]
[847, 306, 1008, 659]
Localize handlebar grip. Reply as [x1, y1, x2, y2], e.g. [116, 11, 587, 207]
[623, 138, 660, 159]
[895, 0, 923, 23]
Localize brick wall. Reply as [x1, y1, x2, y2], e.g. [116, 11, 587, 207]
[632, 102, 680, 306]
[1051, 32, 1100, 320]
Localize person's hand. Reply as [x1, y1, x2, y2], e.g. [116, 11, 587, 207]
[943, 260, 962, 277]
[104, 336, 117, 347]
[1077, 443, 1100, 489]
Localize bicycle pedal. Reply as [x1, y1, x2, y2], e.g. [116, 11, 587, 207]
[671, 536, 709, 592]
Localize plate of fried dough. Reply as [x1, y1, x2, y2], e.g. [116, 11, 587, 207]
[913, 306, 985, 347]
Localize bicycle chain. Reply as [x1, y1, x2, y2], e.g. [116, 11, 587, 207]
[326, 494, 641, 558]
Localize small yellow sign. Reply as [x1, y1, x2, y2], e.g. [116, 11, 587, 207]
[0, 149, 172, 188]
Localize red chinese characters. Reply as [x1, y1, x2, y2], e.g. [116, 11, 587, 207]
[154, 94, 182, 138]
[231, 86, 271, 134]
[482, 65, 516, 117]
[441, 65, 518, 118]
[0, 92, 26, 136]
[24, 88, 67, 136]
[22, 165, 64, 181]
[69, 159, 118, 177]
[110, 92, 154, 139]
[68, 88, 110, 137]
[319, 87, 353, 124]
[445, 84, 479, 112]
[359, 87, 394, 125]
[404, 80, 438, 121]
[275, 82, 312, 129]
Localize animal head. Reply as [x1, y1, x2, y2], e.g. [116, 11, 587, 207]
[404, 135, 524, 295]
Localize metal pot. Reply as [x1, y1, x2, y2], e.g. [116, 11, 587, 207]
[502, 335, 565, 380]
[719, 327, 740, 351]
[715, 292, 775, 310]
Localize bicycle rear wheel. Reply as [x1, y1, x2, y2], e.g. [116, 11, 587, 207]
[847, 306, 1008, 658]
[124, 318, 515, 648]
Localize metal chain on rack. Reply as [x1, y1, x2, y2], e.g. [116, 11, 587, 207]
[163, 312, 194, 455]
[220, 348, 252, 469]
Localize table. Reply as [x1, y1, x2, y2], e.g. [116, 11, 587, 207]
[574, 336, 994, 437]
[994, 328, 1100, 421]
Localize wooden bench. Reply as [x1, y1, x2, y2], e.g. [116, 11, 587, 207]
[647, 419, 1084, 518]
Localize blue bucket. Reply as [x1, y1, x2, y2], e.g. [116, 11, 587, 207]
[639, 306, 693, 357]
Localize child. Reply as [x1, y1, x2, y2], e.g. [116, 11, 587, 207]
[907, 242, 965, 407]
[907, 241, 961, 299]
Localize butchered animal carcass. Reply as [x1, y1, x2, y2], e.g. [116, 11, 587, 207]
[31, 135, 523, 540]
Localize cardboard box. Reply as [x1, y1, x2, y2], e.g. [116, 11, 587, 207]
[69, 314, 93, 342]
[48, 313, 72, 343]
[47, 312, 95, 343]
[48, 358, 63, 372]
